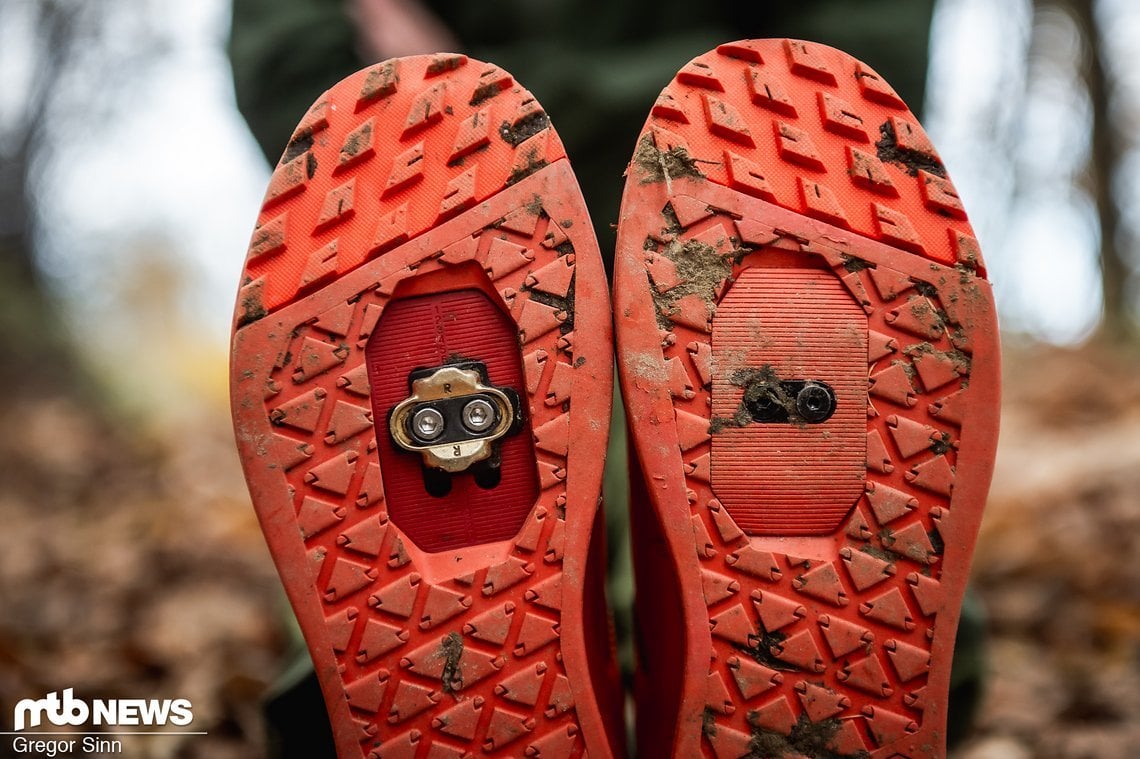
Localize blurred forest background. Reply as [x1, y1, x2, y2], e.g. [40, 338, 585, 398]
[2, 0, 1140, 757]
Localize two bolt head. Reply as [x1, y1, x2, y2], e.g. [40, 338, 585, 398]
[411, 398, 496, 442]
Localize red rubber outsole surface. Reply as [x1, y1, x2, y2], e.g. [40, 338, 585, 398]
[230, 54, 620, 759]
[615, 40, 1000, 758]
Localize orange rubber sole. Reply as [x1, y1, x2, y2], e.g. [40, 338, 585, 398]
[615, 40, 1000, 758]
[230, 55, 621, 758]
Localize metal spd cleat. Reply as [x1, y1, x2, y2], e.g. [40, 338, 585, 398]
[387, 361, 522, 473]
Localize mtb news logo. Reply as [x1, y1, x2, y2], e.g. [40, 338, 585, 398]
[13, 689, 194, 731]
[7, 689, 198, 756]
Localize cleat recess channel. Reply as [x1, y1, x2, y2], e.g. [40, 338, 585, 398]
[367, 285, 540, 554]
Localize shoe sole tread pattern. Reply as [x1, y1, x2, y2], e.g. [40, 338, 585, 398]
[615, 39, 999, 758]
[231, 55, 613, 759]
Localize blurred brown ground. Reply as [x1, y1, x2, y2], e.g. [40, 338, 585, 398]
[2, 340, 1139, 758]
[0, 385, 284, 758]
[954, 342, 1140, 759]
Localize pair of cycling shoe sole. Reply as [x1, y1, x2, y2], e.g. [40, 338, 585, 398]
[231, 39, 999, 759]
